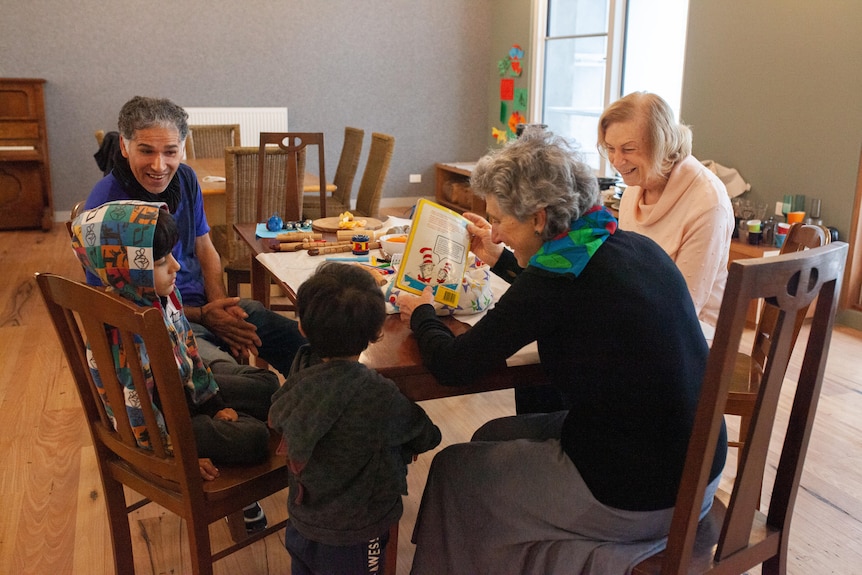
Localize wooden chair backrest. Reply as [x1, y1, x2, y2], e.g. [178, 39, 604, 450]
[331, 126, 365, 206]
[354, 132, 394, 218]
[186, 124, 241, 160]
[652, 242, 847, 572]
[35, 273, 205, 500]
[748, 223, 830, 383]
[258, 132, 326, 221]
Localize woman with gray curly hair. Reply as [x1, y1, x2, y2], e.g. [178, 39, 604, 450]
[598, 91, 734, 327]
[397, 127, 725, 574]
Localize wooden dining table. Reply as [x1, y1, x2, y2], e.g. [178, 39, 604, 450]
[233, 222, 547, 401]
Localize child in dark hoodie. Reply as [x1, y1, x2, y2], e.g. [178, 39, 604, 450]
[70, 200, 277, 531]
[269, 262, 441, 575]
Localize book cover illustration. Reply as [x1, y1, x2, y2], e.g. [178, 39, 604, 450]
[395, 199, 470, 308]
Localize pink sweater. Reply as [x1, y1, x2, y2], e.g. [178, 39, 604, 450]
[618, 155, 734, 326]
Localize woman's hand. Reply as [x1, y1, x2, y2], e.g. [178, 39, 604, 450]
[199, 458, 220, 481]
[464, 212, 503, 267]
[397, 286, 435, 322]
[214, 408, 238, 422]
[200, 298, 262, 359]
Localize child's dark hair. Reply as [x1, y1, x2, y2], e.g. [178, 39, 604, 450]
[153, 207, 179, 261]
[296, 262, 386, 358]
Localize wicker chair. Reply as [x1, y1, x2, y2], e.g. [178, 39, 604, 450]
[186, 124, 241, 160]
[302, 127, 364, 220]
[210, 146, 307, 299]
[326, 131, 395, 219]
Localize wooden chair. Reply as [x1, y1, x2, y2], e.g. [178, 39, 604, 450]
[631, 241, 847, 574]
[259, 132, 326, 221]
[35, 272, 290, 575]
[209, 145, 306, 304]
[302, 126, 364, 219]
[725, 223, 830, 477]
[352, 132, 395, 218]
[186, 124, 241, 160]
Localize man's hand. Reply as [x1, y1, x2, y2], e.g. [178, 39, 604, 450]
[464, 212, 504, 267]
[199, 458, 220, 481]
[397, 286, 435, 322]
[199, 297, 262, 359]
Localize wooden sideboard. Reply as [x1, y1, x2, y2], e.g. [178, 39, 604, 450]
[0, 78, 53, 231]
[435, 162, 484, 215]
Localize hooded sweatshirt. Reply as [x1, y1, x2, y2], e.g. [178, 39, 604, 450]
[70, 200, 225, 450]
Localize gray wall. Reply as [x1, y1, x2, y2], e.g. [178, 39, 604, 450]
[681, 0, 862, 240]
[0, 0, 494, 213]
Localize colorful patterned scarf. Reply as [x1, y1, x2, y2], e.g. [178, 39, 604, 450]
[528, 205, 617, 277]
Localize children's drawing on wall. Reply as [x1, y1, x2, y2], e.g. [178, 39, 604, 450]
[493, 43, 529, 144]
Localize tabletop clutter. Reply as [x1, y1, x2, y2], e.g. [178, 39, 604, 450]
[732, 194, 833, 248]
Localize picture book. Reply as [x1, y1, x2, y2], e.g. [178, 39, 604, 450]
[394, 199, 471, 308]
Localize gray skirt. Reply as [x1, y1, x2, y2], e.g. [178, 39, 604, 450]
[410, 411, 719, 575]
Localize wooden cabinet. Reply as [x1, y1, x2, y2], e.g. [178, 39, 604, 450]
[0, 78, 53, 230]
[435, 162, 485, 215]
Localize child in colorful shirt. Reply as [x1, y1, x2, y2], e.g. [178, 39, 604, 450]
[71, 200, 277, 529]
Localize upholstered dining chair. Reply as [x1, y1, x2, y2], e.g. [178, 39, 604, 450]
[302, 126, 364, 220]
[630, 241, 847, 574]
[725, 223, 830, 486]
[35, 272, 290, 575]
[186, 124, 241, 160]
[210, 145, 306, 300]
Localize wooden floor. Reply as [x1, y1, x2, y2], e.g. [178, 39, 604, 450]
[2, 223, 861, 574]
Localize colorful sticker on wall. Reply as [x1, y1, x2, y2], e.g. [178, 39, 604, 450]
[508, 111, 526, 135]
[500, 101, 508, 123]
[500, 78, 514, 101]
[513, 88, 528, 112]
[491, 127, 508, 144]
[497, 58, 511, 77]
[508, 44, 524, 77]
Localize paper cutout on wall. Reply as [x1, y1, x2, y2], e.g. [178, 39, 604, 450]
[513, 88, 528, 112]
[508, 111, 526, 135]
[500, 79, 514, 101]
[492, 127, 509, 144]
[497, 58, 511, 77]
[500, 101, 508, 123]
[508, 44, 524, 77]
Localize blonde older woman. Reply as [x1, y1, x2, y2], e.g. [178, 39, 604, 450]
[598, 92, 734, 327]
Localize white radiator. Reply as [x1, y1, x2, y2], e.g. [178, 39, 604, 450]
[184, 107, 288, 147]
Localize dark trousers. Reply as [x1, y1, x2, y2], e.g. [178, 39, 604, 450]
[191, 359, 279, 466]
[285, 520, 391, 575]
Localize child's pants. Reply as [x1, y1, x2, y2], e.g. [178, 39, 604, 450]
[284, 519, 391, 575]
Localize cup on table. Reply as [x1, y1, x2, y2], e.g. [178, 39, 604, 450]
[774, 233, 787, 249]
[747, 219, 762, 233]
[777, 222, 791, 235]
[786, 211, 805, 224]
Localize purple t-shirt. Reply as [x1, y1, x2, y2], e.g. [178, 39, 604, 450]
[84, 163, 211, 307]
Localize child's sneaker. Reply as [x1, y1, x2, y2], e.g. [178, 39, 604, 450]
[243, 502, 267, 534]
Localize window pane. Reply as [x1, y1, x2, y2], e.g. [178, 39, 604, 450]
[547, 0, 609, 37]
[622, 0, 689, 118]
[542, 35, 606, 167]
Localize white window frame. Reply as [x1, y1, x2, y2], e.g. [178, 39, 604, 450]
[529, 0, 626, 176]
